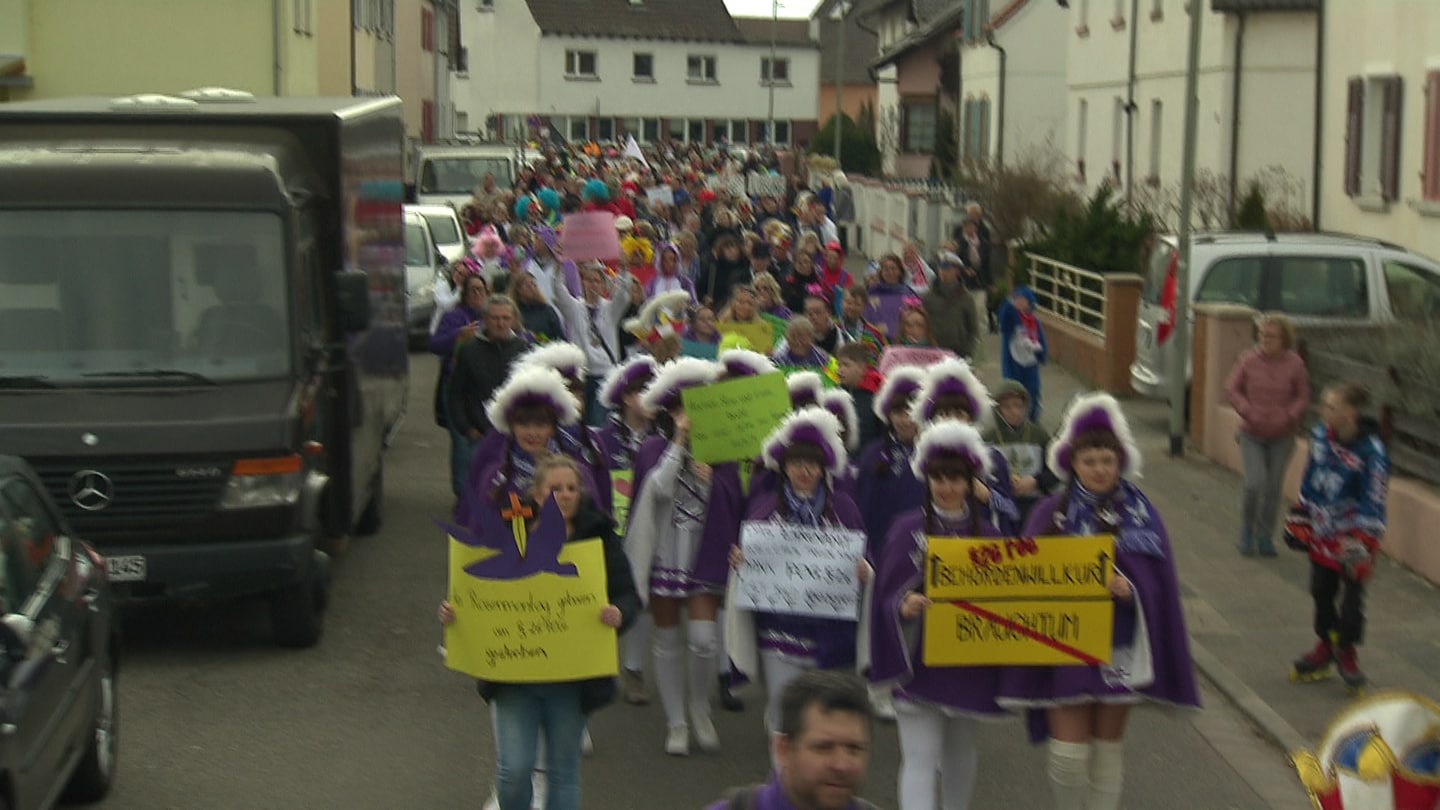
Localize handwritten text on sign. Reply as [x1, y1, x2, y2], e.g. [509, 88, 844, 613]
[922, 535, 1115, 666]
[734, 522, 867, 620]
[445, 537, 618, 681]
[681, 372, 791, 464]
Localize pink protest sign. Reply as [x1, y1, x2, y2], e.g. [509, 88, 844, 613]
[559, 212, 622, 262]
[878, 346, 957, 375]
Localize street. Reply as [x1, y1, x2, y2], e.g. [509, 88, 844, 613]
[83, 355, 1310, 809]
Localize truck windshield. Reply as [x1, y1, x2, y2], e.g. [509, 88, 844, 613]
[419, 157, 513, 194]
[0, 210, 291, 384]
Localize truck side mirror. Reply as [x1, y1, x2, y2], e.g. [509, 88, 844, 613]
[335, 270, 372, 333]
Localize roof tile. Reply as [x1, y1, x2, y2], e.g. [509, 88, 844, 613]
[523, 0, 743, 42]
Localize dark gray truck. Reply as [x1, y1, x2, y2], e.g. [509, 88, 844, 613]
[0, 91, 409, 647]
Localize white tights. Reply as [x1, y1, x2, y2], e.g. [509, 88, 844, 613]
[621, 612, 652, 673]
[652, 620, 719, 728]
[893, 701, 980, 810]
[1047, 738, 1124, 810]
[759, 650, 814, 735]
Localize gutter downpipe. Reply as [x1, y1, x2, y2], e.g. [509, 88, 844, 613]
[1311, 0, 1325, 228]
[349, 0, 357, 95]
[273, 0, 283, 95]
[1124, 0, 1140, 208]
[1228, 12, 1246, 222]
[986, 29, 1006, 168]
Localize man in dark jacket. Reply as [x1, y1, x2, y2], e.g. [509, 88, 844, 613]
[447, 295, 528, 491]
[922, 253, 979, 361]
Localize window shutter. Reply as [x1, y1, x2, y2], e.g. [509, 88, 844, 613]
[981, 99, 992, 160]
[1381, 76, 1403, 202]
[1425, 72, 1440, 201]
[1345, 77, 1363, 197]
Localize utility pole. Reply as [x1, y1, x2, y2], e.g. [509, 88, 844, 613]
[1169, 0, 1203, 456]
[832, 1, 850, 164]
[768, 0, 778, 144]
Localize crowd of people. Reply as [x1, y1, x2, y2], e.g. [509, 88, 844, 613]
[423, 141, 1387, 810]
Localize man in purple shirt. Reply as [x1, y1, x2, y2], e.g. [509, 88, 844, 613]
[704, 672, 880, 810]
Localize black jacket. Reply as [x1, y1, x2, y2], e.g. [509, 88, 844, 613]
[476, 502, 642, 714]
[447, 332, 528, 436]
[698, 255, 752, 310]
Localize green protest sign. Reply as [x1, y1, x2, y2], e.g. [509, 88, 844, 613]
[681, 372, 792, 464]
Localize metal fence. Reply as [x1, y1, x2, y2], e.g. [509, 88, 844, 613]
[1026, 253, 1107, 337]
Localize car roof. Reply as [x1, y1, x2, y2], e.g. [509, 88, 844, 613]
[405, 204, 460, 218]
[1158, 231, 1410, 251]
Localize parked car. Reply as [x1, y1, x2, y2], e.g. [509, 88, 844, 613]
[1130, 231, 1440, 399]
[0, 455, 119, 809]
[408, 204, 466, 265]
[403, 206, 446, 347]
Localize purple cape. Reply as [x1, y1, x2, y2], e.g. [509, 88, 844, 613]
[868, 509, 1006, 717]
[742, 489, 866, 671]
[629, 435, 743, 591]
[746, 465, 857, 515]
[703, 777, 875, 810]
[998, 487, 1201, 742]
[597, 420, 653, 472]
[854, 437, 925, 563]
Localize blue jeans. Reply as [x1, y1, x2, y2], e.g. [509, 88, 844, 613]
[444, 393, 479, 499]
[493, 683, 585, 810]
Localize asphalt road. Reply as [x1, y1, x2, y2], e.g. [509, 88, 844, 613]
[79, 356, 1310, 809]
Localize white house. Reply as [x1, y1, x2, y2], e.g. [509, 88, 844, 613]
[1319, 0, 1440, 263]
[454, 0, 820, 147]
[956, 0, 1068, 168]
[1065, 0, 1319, 227]
[861, 0, 959, 178]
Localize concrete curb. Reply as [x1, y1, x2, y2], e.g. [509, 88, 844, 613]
[1190, 639, 1311, 756]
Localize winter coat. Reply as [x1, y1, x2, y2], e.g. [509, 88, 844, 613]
[1225, 347, 1310, 440]
[1297, 419, 1389, 573]
[447, 332, 528, 437]
[922, 281, 979, 359]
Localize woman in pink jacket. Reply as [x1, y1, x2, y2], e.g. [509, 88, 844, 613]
[1224, 313, 1310, 557]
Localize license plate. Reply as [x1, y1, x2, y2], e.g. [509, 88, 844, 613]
[104, 555, 147, 583]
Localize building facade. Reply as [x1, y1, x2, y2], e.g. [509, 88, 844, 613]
[813, 0, 879, 127]
[1319, 0, 1440, 261]
[454, 0, 820, 147]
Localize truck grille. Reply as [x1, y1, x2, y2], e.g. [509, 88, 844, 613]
[30, 458, 227, 533]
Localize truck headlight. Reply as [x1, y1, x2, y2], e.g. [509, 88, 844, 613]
[219, 455, 303, 509]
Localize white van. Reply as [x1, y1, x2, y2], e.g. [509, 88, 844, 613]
[413, 144, 540, 208]
[1130, 232, 1440, 399]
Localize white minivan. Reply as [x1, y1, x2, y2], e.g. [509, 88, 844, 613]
[403, 207, 443, 346]
[1130, 232, 1440, 399]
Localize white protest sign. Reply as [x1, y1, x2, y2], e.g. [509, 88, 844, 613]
[747, 172, 787, 198]
[645, 185, 675, 208]
[734, 521, 867, 620]
[707, 173, 748, 198]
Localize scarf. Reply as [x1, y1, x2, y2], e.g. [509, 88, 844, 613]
[508, 444, 548, 494]
[931, 504, 974, 536]
[783, 483, 827, 527]
[881, 433, 913, 477]
[1056, 481, 1166, 558]
[1018, 309, 1041, 343]
[610, 415, 651, 466]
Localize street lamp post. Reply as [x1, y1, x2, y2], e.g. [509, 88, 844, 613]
[833, 1, 849, 165]
[1168, 0, 1204, 455]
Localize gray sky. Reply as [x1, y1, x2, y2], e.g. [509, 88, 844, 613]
[723, 0, 822, 19]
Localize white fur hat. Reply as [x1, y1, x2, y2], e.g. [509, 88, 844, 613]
[873, 366, 927, 420]
[761, 408, 848, 476]
[640, 356, 720, 414]
[911, 358, 994, 432]
[911, 420, 994, 480]
[598, 354, 659, 410]
[516, 341, 587, 385]
[1047, 392, 1143, 479]
[819, 388, 860, 453]
[787, 370, 826, 409]
[718, 347, 776, 379]
[485, 365, 581, 435]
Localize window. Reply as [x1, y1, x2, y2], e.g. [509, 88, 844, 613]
[1148, 99, 1163, 182]
[1112, 96, 1125, 179]
[732, 120, 749, 142]
[669, 118, 687, 142]
[479, 0, 494, 8]
[1344, 75, 1402, 202]
[1151, 0, 1163, 20]
[688, 55, 717, 82]
[457, 47, 469, 74]
[565, 50, 597, 78]
[633, 53, 654, 81]
[421, 7, 434, 52]
[773, 120, 791, 145]
[421, 99, 436, 143]
[596, 118, 615, 142]
[963, 0, 990, 39]
[902, 99, 937, 153]
[761, 57, 790, 85]
[1275, 257, 1368, 317]
[1424, 71, 1440, 201]
[293, 0, 313, 34]
[1077, 0, 1090, 32]
[1113, 0, 1126, 25]
[643, 118, 661, 142]
[688, 119, 705, 143]
[569, 117, 589, 141]
[1383, 261, 1440, 322]
[963, 98, 991, 161]
[1077, 98, 1089, 178]
[1196, 257, 1262, 308]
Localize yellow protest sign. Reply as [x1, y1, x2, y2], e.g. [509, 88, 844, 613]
[922, 535, 1115, 666]
[445, 536, 618, 682]
[718, 320, 775, 355]
[681, 371, 792, 464]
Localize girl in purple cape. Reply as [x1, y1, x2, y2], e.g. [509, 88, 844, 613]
[595, 354, 660, 707]
[996, 393, 1199, 810]
[911, 358, 1021, 535]
[869, 421, 1009, 810]
[725, 409, 870, 740]
[855, 367, 928, 564]
[625, 357, 744, 757]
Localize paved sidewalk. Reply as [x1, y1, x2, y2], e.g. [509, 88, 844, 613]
[966, 331, 1440, 757]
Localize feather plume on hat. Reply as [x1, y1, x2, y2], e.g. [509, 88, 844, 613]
[761, 408, 849, 477]
[599, 355, 659, 410]
[485, 366, 581, 436]
[515, 341, 588, 385]
[718, 347, 776, 380]
[911, 358, 994, 432]
[911, 420, 994, 480]
[819, 389, 860, 453]
[640, 357, 720, 414]
[873, 366, 927, 420]
[1047, 392, 1142, 479]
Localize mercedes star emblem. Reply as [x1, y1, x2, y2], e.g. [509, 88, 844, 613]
[81, 432, 99, 447]
[68, 470, 114, 512]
